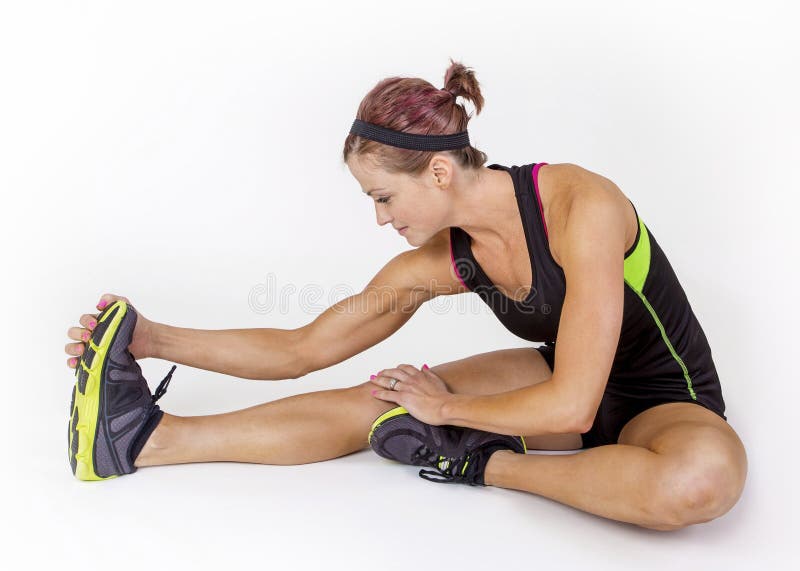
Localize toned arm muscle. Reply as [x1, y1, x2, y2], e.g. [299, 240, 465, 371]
[549, 191, 630, 430]
[296, 230, 464, 375]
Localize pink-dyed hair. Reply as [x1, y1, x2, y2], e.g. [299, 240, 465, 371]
[342, 59, 488, 175]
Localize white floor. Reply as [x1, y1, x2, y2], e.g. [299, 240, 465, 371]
[3, 1, 798, 569]
[6, 358, 790, 570]
[11, 440, 774, 571]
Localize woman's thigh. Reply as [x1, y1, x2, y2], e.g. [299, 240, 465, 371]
[426, 347, 583, 451]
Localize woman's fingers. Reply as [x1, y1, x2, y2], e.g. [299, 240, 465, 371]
[79, 313, 98, 330]
[96, 293, 129, 310]
[370, 389, 402, 404]
[396, 364, 422, 376]
[371, 365, 420, 390]
[67, 326, 91, 342]
[370, 375, 398, 390]
[375, 367, 411, 382]
[64, 342, 85, 357]
[64, 297, 125, 371]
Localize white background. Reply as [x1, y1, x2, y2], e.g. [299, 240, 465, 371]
[1, 0, 798, 569]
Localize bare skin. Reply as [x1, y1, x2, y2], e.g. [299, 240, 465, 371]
[64, 160, 747, 531]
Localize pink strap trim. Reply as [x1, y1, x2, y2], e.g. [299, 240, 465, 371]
[449, 234, 470, 291]
[532, 163, 549, 241]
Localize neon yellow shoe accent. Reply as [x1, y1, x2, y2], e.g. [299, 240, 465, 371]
[367, 406, 408, 444]
[69, 300, 128, 481]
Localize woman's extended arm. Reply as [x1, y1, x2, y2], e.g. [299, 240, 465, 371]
[148, 232, 460, 380]
[146, 277, 418, 380]
[149, 324, 307, 380]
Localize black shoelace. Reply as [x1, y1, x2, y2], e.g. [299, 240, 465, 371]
[413, 445, 473, 484]
[152, 365, 177, 403]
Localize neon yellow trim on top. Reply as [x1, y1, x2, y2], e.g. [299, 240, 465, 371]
[623, 217, 651, 291]
[625, 286, 697, 400]
[622, 217, 696, 401]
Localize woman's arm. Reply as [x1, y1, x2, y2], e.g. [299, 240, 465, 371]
[440, 190, 630, 435]
[151, 231, 462, 380]
[294, 230, 464, 376]
[149, 324, 307, 380]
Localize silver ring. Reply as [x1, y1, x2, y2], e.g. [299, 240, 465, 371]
[388, 378, 399, 390]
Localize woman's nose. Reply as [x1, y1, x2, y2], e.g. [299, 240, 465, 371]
[375, 207, 392, 226]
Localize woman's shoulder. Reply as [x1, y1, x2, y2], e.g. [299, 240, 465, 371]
[543, 162, 622, 196]
[392, 228, 469, 299]
[537, 162, 607, 192]
[542, 162, 638, 265]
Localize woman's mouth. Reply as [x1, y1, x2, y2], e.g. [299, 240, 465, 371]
[398, 227, 408, 235]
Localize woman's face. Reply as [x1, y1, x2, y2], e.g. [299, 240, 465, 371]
[346, 155, 450, 247]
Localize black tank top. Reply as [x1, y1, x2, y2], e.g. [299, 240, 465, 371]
[448, 162, 726, 417]
[449, 162, 581, 342]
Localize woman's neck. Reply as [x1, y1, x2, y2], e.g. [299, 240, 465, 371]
[449, 166, 523, 250]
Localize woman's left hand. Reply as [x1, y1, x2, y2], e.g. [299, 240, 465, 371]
[370, 364, 453, 425]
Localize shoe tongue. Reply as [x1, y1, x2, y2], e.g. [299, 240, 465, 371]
[441, 425, 466, 453]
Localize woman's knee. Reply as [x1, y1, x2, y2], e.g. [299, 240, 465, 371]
[346, 380, 401, 420]
[650, 439, 747, 527]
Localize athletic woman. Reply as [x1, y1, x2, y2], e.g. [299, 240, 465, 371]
[64, 60, 747, 531]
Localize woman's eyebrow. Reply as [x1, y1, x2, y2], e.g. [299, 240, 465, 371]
[365, 187, 386, 196]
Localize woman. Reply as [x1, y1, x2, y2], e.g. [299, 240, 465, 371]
[64, 60, 747, 531]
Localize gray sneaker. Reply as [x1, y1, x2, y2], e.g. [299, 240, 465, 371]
[68, 300, 175, 480]
[368, 406, 527, 486]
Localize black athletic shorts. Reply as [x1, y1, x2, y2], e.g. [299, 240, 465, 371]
[534, 344, 728, 449]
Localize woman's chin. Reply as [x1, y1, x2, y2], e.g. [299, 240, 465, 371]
[404, 231, 426, 247]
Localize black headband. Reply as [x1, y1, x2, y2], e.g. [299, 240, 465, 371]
[349, 119, 470, 151]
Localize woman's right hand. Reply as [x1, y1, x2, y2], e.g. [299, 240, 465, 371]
[65, 293, 155, 369]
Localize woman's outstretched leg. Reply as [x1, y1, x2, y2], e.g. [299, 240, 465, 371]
[134, 346, 578, 468]
[135, 382, 395, 467]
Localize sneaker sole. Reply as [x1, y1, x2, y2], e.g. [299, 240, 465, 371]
[68, 300, 128, 481]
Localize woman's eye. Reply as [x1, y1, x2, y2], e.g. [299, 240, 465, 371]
[376, 197, 391, 204]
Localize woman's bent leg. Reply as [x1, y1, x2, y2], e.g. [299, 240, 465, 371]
[483, 402, 747, 530]
[135, 382, 395, 467]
